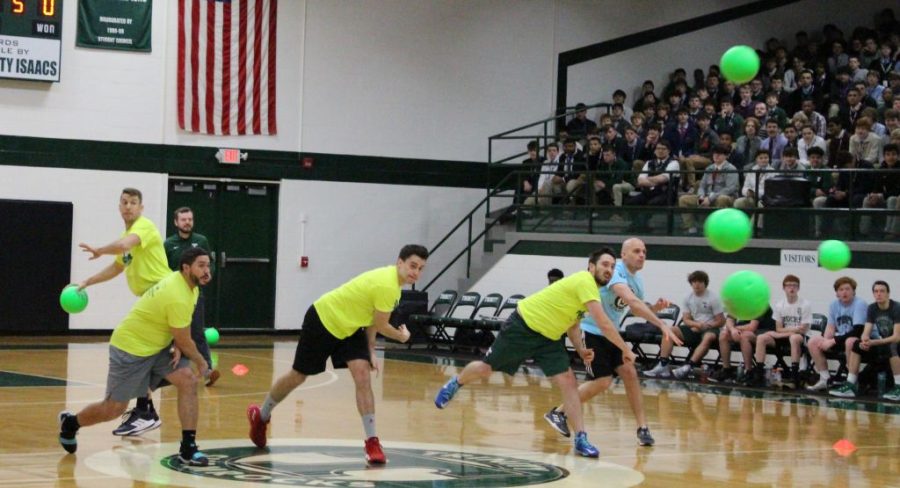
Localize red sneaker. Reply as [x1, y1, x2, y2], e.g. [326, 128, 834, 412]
[205, 369, 221, 387]
[364, 437, 386, 464]
[247, 405, 269, 448]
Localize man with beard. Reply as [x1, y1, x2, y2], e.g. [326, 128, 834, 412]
[59, 248, 213, 466]
[75, 188, 172, 436]
[543, 239, 681, 447]
[435, 248, 633, 458]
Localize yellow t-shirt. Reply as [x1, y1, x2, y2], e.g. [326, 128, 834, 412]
[314, 265, 401, 339]
[517, 270, 599, 340]
[110, 271, 199, 357]
[114, 216, 171, 296]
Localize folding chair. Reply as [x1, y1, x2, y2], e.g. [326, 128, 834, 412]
[495, 294, 524, 320]
[622, 303, 680, 363]
[804, 313, 847, 378]
[446, 292, 481, 349]
[426, 290, 457, 346]
[474, 293, 503, 320]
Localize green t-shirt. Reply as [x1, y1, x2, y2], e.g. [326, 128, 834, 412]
[517, 270, 599, 340]
[313, 265, 401, 339]
[164, 232, 212, 271]
[114, 216, 171, 296]
[110, 271, 199, 357]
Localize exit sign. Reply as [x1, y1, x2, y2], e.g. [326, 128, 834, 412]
[215, 148, 246, 164]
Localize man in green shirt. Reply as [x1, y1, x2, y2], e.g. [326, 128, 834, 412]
[164, 207, 218, 386]
[434, 248, 634, 458]
[59, 247, 212, 466]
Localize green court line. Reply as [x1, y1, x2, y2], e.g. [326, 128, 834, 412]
[0, 370, 91, 388]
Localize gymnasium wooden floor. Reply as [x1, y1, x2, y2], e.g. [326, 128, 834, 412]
[1, 337, 898, 487]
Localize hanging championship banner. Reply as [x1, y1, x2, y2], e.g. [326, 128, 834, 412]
[76, 0, 152, 52]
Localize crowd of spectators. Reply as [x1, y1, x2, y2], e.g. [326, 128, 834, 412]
[517, 8, 900, 239]
[640, 271, 900, 402]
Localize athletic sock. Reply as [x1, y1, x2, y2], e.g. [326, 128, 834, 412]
[791, 362, 799, 375]
[62, 414, 80, 433]
[181, 430, 197, 452]
[846, 373, 858, 384]
[819, 370, 829, 381]
[136, 396, 150, 411]
[260, 394, 279, 422]
[894, 375, 900, 385]
[362, 414, 376, 439]
[660, 358, 670, 367]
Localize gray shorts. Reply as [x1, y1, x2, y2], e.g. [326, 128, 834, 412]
[106, 345, 190, 402]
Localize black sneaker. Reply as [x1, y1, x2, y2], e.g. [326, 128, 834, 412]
[58, 411, 78, 454]
[543, 408, 571, 438]
[746, 367, 767, 388]
[112, 408, 161, 436]
[709, 367, 736, 383]
[178, 445, 209, 467]
[637, 426, 655, 446]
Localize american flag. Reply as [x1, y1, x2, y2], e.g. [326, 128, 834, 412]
[177, 0, 278, 135]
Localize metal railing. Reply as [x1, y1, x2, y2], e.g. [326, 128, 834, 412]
[420, 171, 518, 292]
[504, 166, 900, 241]
[486, 102, 613, 214]
[424, 103, 614, 293]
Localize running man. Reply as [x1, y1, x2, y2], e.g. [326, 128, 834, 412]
[434, 248, 634, 458]
[58, 247, 212, 466]
[543, 238, 681, 446]
[76, 188, 174, 435]
[247, 245, 429, 464]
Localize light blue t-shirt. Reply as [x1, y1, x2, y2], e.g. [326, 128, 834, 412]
[581, 261, 644, 336]
[828, 297, 868, 336]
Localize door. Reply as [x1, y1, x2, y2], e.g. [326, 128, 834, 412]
[167, 179, 279, 329]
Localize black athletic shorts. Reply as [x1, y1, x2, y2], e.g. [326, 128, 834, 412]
[292, 305, 370, 375]
[834, 326, 864, 350]
[851, 340, 898, 360]
[584, 333, 624, 379]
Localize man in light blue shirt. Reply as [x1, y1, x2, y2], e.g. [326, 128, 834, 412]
[543, 238, 680, 447]
[807, 276, 868, 390]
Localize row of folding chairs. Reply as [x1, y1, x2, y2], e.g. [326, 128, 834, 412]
[423, 290, 524, 348]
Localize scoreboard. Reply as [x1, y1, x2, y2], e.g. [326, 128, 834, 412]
[0, 0, 62, 82]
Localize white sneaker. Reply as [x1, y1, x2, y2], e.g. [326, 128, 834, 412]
[644, 362, 671, 378]
[806, 378, 829, 391]
[673, 365, 692, 379]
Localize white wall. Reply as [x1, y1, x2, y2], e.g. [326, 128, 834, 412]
[0, 166, 167, 329]
[299, 1, 555, 163]
[274, 179, 484, 329]
[468, 253, 893, 321]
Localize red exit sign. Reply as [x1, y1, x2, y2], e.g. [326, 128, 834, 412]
[216, 148, 247, 164]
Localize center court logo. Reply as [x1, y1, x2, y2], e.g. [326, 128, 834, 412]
[161, 444, 567, 487]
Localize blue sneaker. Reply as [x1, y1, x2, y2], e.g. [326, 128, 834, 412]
[178, 446, 209, 466]
[573, 431, 599, 458]
[435, 376, 461, 409]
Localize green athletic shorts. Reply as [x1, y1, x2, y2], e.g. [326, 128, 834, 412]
[484, 311, 571, 377]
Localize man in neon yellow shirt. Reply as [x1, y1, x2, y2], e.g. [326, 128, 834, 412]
[247, 245, 429, 465]
[75, 188, 176, 436]
[59, 247, 212, 466]
[434, 248, 634, 458]
[77, 188, 171, 297]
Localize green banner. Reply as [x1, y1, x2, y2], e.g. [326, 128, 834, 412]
[76, 0, 152, 52]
